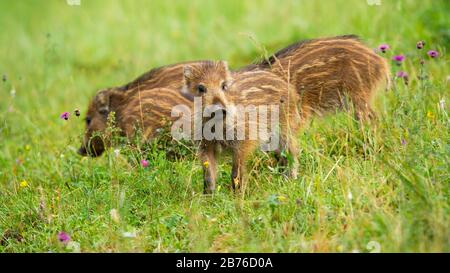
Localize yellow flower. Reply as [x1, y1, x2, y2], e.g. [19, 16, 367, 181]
[203, 161, 209, 168]
[427, 111, 435, 119]
[233, 177, 240, 187]
[277, 195, 287, 202]
[24, 145, 31, 151]
[19, 180, 28, 188]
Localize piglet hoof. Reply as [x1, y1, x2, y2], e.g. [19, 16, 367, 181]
[203, 186, 215, 195]
[203, 178, 215, 195]
[290, 173, 298, 181]
[231, 177, 242, 193]
[289, 168, 298, 180]
[281, 168, 298, 181]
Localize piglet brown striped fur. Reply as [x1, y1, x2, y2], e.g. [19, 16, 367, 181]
[182, 61, 301, 193]
[118, 61, 211, 92]
[79, 87, 192, 156]
[255, 35, 390, 120]
[78, 61, 209, 156]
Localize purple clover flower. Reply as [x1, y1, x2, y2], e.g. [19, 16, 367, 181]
[141, 159, 149, 168]
[396, 71, 408, 78]
[427, 50, 439, 58]
[57, 232, 71, 243]
[396, 71, 409, 85]
[392, 55, 405, 63]
[378, 44, 389, 53]
[60, 112, 70, 120]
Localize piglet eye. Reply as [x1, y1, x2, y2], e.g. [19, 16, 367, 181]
[98, 108, 109, 117]
[221, 81, 228, 91]
[85, 117, 92, 126]
[197, 84, 207, 94]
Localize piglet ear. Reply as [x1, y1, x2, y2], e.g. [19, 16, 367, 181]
[219, 60, 229, 72]
[219, 60, 232, 82]
[95, 89, 111, 114]
[108, 89, 125, 109]
[181, 66, 193, 96]
[183, 66, 192, 80]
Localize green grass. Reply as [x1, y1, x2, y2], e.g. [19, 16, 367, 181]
[0, 0, 449, 252]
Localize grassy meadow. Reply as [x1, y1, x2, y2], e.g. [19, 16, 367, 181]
[0, 0, 449, 252]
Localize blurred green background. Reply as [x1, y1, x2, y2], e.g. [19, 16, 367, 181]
[0, 0, 448, 125]
[0, 0, 448, 252]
